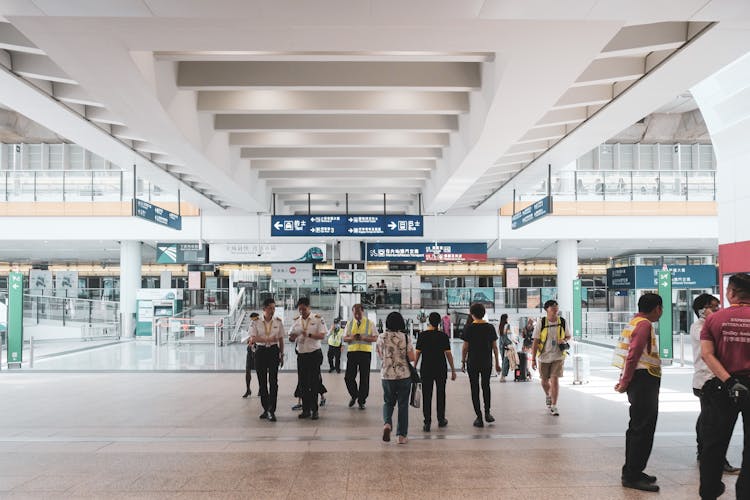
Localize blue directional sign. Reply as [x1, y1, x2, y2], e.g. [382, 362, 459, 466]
[271, 214, 423, 237]
[133, 199, 182, 230]
[511, 196, 552, 230]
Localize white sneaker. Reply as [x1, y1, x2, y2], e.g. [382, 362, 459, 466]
[545, 396, 551, 407]
[550, 406, 559, 416]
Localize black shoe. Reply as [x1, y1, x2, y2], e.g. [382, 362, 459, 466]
[484, 413, 495, 423]
[298, 412, 311, 419]
[358, 403, 366, 410]
[348, 398, 356, 408]
[473, 417, 484, 428]
[723, 461, 740, 474]
[438, 419, 448, 428]
[329, 369, 334, 373]
[640, 472, 657, 483]
[423, 423, 431, 432]
[242, 390, 251, 398]
[337, 370, 341, 374]
[311, 411, 319, 420]
[259, 411, 268, 419]
[267, 412, 276, 422]
[621, 478, 659, 492]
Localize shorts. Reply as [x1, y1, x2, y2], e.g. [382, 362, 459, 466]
[539, 359, 564, 379]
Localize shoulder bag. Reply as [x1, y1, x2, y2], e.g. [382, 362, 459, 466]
[403, 332, 422, 408]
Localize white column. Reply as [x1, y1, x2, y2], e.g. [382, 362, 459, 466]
[556, 240, 578, 321]
[693, 53, 750, 280]
[120, 241, 142, 338]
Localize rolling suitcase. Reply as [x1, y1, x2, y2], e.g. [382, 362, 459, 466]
[514, 352, 528, 381]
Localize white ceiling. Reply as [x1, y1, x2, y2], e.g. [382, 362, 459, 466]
[0, 1, 747, 262]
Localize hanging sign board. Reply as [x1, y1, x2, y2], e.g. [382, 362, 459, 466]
[133, 199, 182, 230]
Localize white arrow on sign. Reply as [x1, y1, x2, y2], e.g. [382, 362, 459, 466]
[274, 221, 283, 230]
[388, 221, 397, 230]
[12, 283, 19, 289]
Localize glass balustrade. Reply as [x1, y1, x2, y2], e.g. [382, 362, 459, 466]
[0, 170, 180, 202]
[521, 169, 716, 202]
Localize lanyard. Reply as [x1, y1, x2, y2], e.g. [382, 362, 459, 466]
[300, 316, 310, 336]
[263, 319, 273, 338]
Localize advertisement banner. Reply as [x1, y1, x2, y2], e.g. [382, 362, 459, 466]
[272, 263, 313, 284]
[136, 288, 184, 301]
[7, 272, 24, 366]
[55, 271, 79, 290]
[365, 242, 487, 262]
[29, 269, 53, 294]
[156, 243, 208, 264]
[447, 288, 471, 308]
[471, 287, 495, 306]
[210, 243, 326, 263]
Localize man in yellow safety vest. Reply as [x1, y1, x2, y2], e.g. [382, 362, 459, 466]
[344, 303, 377, 409]
[613, 293, 663, 493]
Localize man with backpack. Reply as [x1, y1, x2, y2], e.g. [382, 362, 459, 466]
[531, 300, 570, 416]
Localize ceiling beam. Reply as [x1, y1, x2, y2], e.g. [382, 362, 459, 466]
[250, 158, 435, 171]
[572, 56, 644, 87]
[215, 114, 458, 132]
[533, 108, 588, 128]
[178, 61, 480, 90]
[258, 169, 429, 179]
[229, 131, 449, 147]
[0, 23, 45, 55]
[552, 84, 612, 109]
[52, 82, 103, 107]
[197, 90, 470, 113]
[241, 147, 442, 159]
[11, 52, 76, 84]
[266, 178, 423, 189]
[598, 22, 687, 58]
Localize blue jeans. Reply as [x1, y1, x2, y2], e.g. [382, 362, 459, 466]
[382, 377, 411, 437]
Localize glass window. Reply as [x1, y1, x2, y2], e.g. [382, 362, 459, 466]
[599, 144, 614, 170]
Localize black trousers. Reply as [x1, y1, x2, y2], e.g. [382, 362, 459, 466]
[245, 347, 254, 390]
[345, 351, 372, 404]
[255, 345, 280, 413]
[298, 349, 323, 414]
[622, 370, 660, 481]
[421, 369, 447, 424]
[327, 345, 342, 372]
[467, 365, 492, 417]
[699, 377, 746, 500]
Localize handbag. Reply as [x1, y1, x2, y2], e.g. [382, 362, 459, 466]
[404, 332, 421, 384]
[410, 382, 422, 408]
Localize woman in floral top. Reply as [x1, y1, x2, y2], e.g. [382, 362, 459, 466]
[376, 312, 415, 444]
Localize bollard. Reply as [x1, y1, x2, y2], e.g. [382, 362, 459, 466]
[29, 336, 34, 368]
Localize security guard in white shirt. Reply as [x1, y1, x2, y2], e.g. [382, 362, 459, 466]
[249, 297, 285, 422]
[289, 297, 327, 420]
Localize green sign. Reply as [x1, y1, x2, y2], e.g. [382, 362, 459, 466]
[7, 271, 24, 366]
[657, 270, 673, 360]
[572, 279, 582, 339]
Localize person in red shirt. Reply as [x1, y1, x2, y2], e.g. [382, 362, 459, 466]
[699, 273, 750, 500]
[614, 293, 663, 493]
